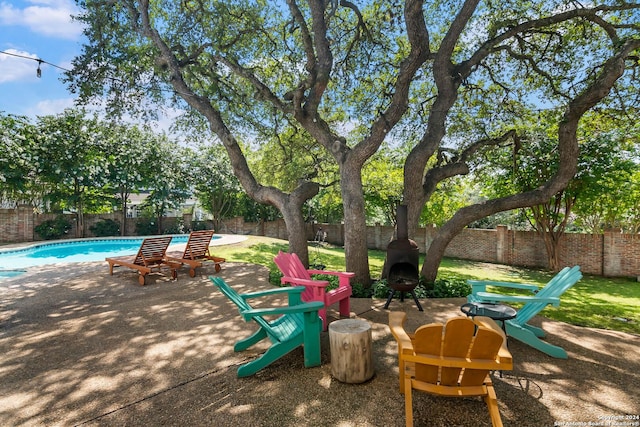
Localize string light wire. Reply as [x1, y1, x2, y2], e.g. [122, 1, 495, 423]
[1, 50, 70, 76]
[1, 49, 608, 115]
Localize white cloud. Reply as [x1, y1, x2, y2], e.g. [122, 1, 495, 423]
[0, 49, 38, 83]
[0, 0, 83, 40]
[27, 97, 76, 116]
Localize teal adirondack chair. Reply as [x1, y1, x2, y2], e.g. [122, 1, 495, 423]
[210, 276, 323, 377]
[467, 265, 582, 358]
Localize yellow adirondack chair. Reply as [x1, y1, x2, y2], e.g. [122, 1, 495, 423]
[389, 312, 513, 427]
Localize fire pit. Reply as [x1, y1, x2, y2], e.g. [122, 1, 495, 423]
[382, 205, 423, 311]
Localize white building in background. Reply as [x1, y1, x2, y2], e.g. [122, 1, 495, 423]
[125, 192, 210, 220]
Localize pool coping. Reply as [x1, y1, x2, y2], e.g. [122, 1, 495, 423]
[0, 234, 247, 274]
[0, 233, 247, 254]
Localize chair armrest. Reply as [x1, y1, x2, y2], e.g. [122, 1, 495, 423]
[388, 312, 415, 354]
[468, 279, 540, 294]
[280, 276, 329, 288]
[240, 286, 305, 299]
[475, 292, 561, 306]
[240, 301, 324, 320]
[308, 270, 355, 288]
[473, 316, 513, 367]
[308, 269, 355, 279]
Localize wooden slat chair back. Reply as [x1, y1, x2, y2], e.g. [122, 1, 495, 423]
[106, 236, 177, 285]
[135, 236, 173, 266]
[389, 312, 513, 427]
[182, 230, 214, 259]
[165, 230, 225, 276]
[467, 265, 582, 358]
[274, 250, 354, 331]
[210, 276, 323, 377]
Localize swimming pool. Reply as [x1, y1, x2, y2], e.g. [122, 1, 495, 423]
[0, 235, 207, 271]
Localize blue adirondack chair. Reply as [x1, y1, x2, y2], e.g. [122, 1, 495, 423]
[467, 265, 582, 358]
[210, 276, 323, 377]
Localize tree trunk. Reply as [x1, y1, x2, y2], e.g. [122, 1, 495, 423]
[281, 206, 311, 266]
[340, 165, 371, 286]
[419, 39, 638, 282]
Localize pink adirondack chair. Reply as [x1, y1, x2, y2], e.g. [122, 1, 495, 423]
[274, 250, 354, 331]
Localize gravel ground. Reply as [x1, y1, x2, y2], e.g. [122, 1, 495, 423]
[1, 261, 638, 427]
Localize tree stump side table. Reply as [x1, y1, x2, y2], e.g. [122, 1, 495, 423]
[328, 318, 374, 384]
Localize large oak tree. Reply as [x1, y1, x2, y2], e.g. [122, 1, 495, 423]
[68, 0, 640, 284]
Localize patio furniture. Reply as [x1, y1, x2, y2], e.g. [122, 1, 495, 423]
[467, 265, 582, 358]
[210, 276, 323, 378]
[165, 230, 225, 277]
[274, 250, 354, 331]
[389, 312, 513, 427]
[329, 318, 374, 383]
[106, 236, 179, 285]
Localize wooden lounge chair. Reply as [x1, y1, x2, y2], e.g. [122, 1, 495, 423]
[165, 230, 225, 277]
[389, 312, 513, 427]
[210, 276, 323, 377]
[274, 250, 354, 331]
[467, 265, 582, 358]
[106, 236, 179, 285]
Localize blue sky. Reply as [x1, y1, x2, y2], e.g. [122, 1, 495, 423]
[0, 0, 85, 118]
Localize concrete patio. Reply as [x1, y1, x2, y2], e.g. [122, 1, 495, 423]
[1, 261, 638, 426]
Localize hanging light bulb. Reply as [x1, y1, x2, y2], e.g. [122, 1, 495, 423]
[36, 60, 42, 78]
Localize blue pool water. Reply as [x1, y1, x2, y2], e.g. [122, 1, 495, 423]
[0, 235, 203, 271]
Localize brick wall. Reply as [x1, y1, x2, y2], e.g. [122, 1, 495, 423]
[1, 207, 638, 278]
[216, 218, 639, 278]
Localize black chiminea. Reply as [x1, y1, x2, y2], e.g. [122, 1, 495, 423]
[382, 204, 423, 311]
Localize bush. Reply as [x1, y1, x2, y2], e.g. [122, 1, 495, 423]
[424, 278, 471, 298]
[89, 219, 120, 237]
[369, 277, 471, 300]
[35, 216, 72, 240]
[135, 217, 157, 236]
[191, 220, 211, 231]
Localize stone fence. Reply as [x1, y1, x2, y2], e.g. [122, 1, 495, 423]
[2, 205, 638, 278]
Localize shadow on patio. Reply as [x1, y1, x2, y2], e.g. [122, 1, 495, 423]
[0, 262, 638, 426]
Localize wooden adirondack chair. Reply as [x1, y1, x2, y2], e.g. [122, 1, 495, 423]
[389, 312, 513, 427]
[106, 236, 179, 285]
[467, 265, 582, 358]
[274, 250, 354, 331]
[165, 230, 225, 277]
[210, 276, 323, 378]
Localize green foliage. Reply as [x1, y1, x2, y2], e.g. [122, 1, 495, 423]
[371, 277, 471, 299]
[190, 220, 212, 231]
[89, 219, 120, 237]
[269, 269, 283, 287]
[424, 278, 472, 298]
[163, 218, 185, 234]
[310, 274, 340, 291]
[35, 216, 72, 240]
[134, 217, 157, 236]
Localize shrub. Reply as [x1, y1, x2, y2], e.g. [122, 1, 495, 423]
[35, 216, 72, 240]
[424, 278, 471, 298]
[191, 220, 211, 231]
[310, 274, 339, 291]
[163, 218, 185, 234]
[135, 218, 157, 236]
[89, 219, 120, 237]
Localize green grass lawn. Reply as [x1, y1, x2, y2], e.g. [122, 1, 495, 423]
[213, 236, 640, 335]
